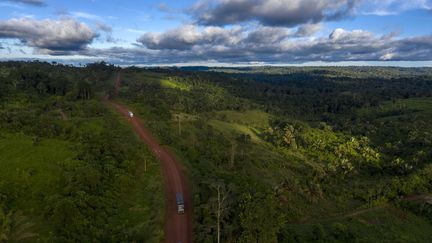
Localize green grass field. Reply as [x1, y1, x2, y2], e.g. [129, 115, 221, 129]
[0, 133, 73, 205]
[161, 78, 191, 91]
[208, 119, 262, 142]
[214, 110, 270, 128]
[0, 132, 75, 238]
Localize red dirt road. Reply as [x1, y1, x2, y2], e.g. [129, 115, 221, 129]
[108, 101, 193, 243]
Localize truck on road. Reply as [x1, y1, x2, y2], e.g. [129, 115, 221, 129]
[176, 193, 185, 214]
[128, 111, 134, 118]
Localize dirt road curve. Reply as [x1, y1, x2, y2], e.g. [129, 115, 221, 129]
[108, 101, 193, 243]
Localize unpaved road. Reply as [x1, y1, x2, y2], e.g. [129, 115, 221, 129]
[109, 75, 192, 243]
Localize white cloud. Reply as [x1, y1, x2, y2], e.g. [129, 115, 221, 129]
[128, 25, 432, 64]
[0, 18, 97, 54]
[359, 0, 432, 15]
[191, 0, 359, 27]
[3, 0, 45, 7]
[138, 24, 243, 50]
[71, 11, 103, 21]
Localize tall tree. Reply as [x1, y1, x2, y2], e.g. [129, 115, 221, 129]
[208, 181, 232, 243]
[239, 191, 285, 243]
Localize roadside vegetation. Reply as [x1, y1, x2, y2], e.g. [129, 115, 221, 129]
[118, 66, 432, 242]
[0, 62, 164, 242]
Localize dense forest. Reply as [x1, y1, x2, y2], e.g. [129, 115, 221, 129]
[1, 61, 432, 242]
[0, 62, 164, 242]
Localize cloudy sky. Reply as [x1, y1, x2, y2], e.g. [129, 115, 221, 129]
[0, 0, 432, 66]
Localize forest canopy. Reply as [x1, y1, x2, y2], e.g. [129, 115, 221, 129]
[0, 61, 431, 242]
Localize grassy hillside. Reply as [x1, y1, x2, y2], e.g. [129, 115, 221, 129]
[118, 66, 432, 242]
[0, 133, 74, 239]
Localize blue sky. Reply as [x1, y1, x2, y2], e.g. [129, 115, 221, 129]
[1, 0, 432, 66]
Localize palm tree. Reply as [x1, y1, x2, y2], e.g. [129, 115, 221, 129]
[0, 209, 38, 243]
[283, 125, 297, 149]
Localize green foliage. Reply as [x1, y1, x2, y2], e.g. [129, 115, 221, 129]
[2, 62, 432, 242]
[399, 199, 432, 222]
[128, 66, 432, 242]
[0, 209, 38, 243]
[161, 77, 191, 91]
[0, 63, 164, 242]
[214, 110, 270, 128]
[238, 191, 284, 243]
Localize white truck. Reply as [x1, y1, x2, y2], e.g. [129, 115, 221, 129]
[128, 111, 134, 118]
[176, 193, 185, 214]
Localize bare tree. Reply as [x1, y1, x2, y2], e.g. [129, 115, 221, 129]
[177, 114, 182, 136]
[230, 141, 237, 168]
[144, 159, 147, 173]
[210, 181, 231, 243]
